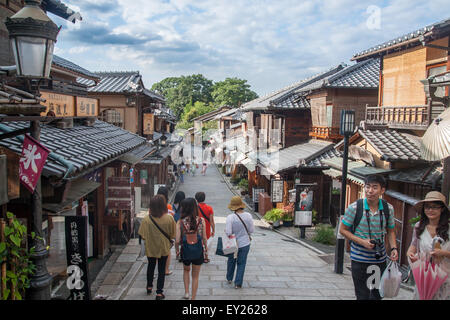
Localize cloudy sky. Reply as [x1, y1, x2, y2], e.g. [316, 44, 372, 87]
[49, 0, 449, 96]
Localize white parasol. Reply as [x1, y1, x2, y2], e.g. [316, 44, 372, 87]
[420, 107, 450, 161]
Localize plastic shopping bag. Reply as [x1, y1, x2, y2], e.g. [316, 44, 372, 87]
[222, 234, 238, 255]
[207, 236, 214, 248]
[379, 260, 402, 298]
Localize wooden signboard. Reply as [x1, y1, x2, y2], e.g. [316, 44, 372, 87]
[76, 97, 98, 116]
[143, 114, 154, 135]
[271, 179, 284, 203]
[40, 92, 75, 117]
[65, 216, 91, 300]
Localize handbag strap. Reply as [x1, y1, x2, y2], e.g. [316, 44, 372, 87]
[149, 216, 172, 243]
[198, 205, 210, 223]
[234, 212, 252, 241]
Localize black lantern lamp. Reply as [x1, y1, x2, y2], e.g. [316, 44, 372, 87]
[160, 134, 168, 147]
[339, 110, 355, 136]
[5, 0, 60, 78]
[334, 109, 356, 274]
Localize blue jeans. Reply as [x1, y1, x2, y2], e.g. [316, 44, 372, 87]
[180, 174, 184, 183]
[226, 245, 250, 286]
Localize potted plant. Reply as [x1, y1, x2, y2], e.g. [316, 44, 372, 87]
[263, 208, 284, 228]
[281, 204, 294, 227]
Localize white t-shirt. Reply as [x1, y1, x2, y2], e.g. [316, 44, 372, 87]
[225, 211, 254, 248]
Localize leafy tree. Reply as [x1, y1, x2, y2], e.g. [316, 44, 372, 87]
[176, 101, 216, 130]
[211, 77, 258, 108]
[151, 74, 213, 119]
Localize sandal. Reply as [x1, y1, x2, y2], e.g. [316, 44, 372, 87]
[146, 287, 153, 295]
[165, 271, 173, 275]
[155, 293, 165, 300]
[204, 258, 210, 263]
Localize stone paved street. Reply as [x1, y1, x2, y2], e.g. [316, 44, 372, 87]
[114, 165, 413, 300]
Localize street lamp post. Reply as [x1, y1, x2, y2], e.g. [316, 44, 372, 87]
[334, 110, 355, 274]
[5, 0, 60, 299]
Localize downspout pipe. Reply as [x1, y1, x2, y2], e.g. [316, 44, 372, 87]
[0, 123, 75, 179]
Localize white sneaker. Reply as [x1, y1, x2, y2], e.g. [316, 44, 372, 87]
[183, 293, 189, 299]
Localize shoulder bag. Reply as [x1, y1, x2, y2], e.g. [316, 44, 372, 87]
[149, 215, 174, 248]
[234, 212, 252, 241]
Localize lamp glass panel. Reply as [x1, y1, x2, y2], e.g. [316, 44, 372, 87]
[12, 36, 47, 77]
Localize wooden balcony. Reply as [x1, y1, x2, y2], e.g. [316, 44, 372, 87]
[365, 105, 430, 129]
[309, 126, 342, 141]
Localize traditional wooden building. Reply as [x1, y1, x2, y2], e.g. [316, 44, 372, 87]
[326, 17, 450, 266]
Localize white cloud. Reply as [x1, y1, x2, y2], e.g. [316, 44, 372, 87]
[53, 0, 450, 95]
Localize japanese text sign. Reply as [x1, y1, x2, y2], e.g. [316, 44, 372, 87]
[65, 216, 90, 300]
[19, 134, 50, 193]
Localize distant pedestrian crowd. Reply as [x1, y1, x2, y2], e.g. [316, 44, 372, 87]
[138, 186, 254, 300]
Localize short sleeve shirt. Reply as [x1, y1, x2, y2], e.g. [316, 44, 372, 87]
[198, 203, 214, 239]
[342, 199, 395, 263]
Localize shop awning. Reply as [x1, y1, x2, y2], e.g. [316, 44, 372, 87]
[322, 168, 365, 186]
[240, 157, 256, 172]
[118, 143, 156, 165]
[43, 178, 101, 214]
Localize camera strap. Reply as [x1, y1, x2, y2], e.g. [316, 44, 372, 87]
[364, 209, 383, 240]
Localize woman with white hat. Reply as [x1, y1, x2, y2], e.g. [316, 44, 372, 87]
[407, 191, 450, 300]
[225, 196, 254, 289]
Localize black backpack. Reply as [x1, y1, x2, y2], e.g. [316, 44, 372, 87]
[350, 199, 390, 236]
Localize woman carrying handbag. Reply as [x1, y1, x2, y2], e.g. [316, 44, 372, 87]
[225, 196, 254, 289]
[138, 195, 176, 300]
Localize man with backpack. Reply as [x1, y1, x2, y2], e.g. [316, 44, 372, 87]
[195, 192, 215, 263]
[338, 174, 398, 300]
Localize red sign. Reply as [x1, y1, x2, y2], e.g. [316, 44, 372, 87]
[19, 134, 50, 193]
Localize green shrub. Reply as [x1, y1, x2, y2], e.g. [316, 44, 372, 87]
[409, 216, 420, 226]
[230, 177, 240, 184]
[331, 188, 340, 195]
[238, 178, 248, 189]
[312, 224, 336, 245]
[263, 208, 284, 222]
[312, 209, 319, 225]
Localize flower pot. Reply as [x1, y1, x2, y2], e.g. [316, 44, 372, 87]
[282, 220, 293, 227]
[272, 220, 282, 228]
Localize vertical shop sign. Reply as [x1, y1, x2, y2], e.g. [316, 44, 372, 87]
[65, 216, 90, 300]
[19, 134, 50, 193]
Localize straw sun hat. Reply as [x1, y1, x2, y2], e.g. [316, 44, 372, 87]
[228, 196, 246, 211]
[413, 191, 449, 213]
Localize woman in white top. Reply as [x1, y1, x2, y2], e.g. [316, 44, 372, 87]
[225, 196, 254, 289]
[407, 191, 450, 300]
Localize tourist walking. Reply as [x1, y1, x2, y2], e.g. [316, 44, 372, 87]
[195, 192, 215, 263]
[173, 191, 186, 262]
[201, 163, 208, 175]
[157, 186, 174, 275]
[338, 174, 398, 300]
[138, 195, 176, 300]
[406, 191, 450, 300]
[175, 198, 208, 300]
[179, 162, 186, 184]
[225, 196, 254, 289]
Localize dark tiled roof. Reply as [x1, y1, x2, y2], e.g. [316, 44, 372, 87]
[77, 71, 165, 101]
[389, 163, 442, 186]
[0, 120, 146, 179]
[305, 147, 342, 168]
[250, 140, 335, 173]
[241, 64, 345, 111]
[326, 58, 380, 88]
[52, 55, 99, 80]
[352, 17, 450, 60]
[274, 93, 310, 109]
[268, 59, 379, 110]
[359, 129, 423, 161]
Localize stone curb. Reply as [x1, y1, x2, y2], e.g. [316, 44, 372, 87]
[107, 259, 144, 300]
